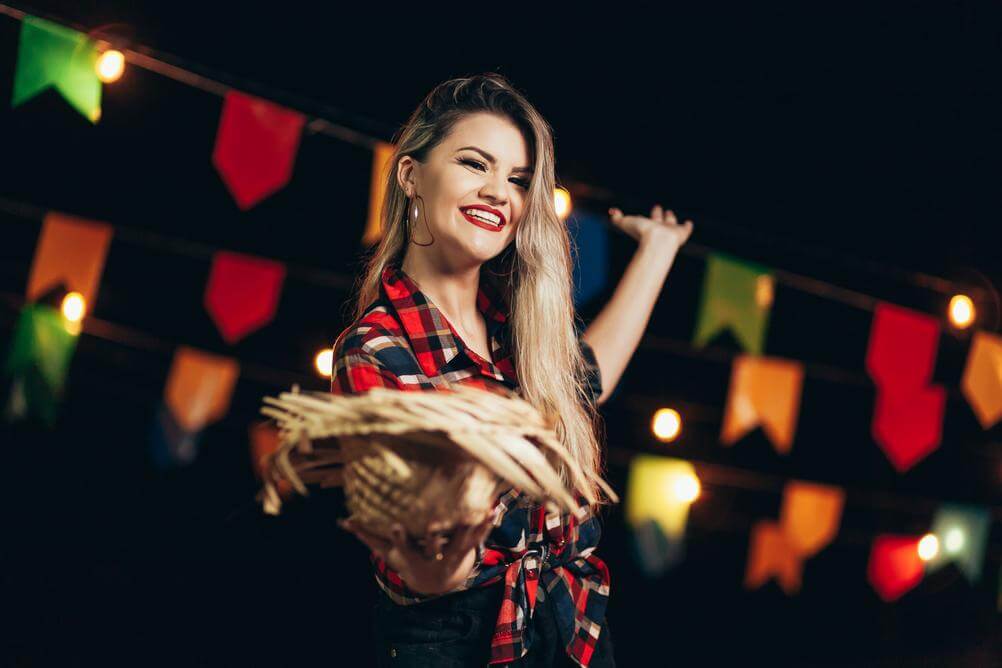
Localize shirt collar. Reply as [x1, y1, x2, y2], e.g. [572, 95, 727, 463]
[380, 262, 515, 384]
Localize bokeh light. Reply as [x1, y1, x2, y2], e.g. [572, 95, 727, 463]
[314, 349, 333, 378]
[554, 187, 571, 220]
[652, 408, 682, 442]
[61, 291, 86, 322]
[948, 294, 975, 329]
[96, 50, 125, 83]
[917, 533, 939, 562]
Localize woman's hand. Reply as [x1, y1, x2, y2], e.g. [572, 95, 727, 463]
[608, 203, 694, 253]
[338, 513, 495, 595]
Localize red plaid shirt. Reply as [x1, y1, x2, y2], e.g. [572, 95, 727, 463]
[330, 262, 610, 667]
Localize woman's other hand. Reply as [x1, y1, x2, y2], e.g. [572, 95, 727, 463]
[608, 203, 694, 252]
[338, 513, 495, 595]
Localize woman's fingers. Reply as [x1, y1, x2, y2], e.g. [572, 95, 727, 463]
[651, 203, 664, 222]
[665, 209, 677, 225]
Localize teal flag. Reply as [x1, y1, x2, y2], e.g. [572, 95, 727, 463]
[693, 252, 774, 354]
[4, 304, 79, 425]
[11, 16, 102, 123]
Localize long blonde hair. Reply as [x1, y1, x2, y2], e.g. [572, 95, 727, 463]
[350, 73, 615, 509]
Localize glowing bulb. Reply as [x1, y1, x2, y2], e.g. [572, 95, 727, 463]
[944, 527, 965, 554]
[315, 349, 334, 378]
[61, 292, 86, 322]
[554, 187, 571, 220]
[671, 473, 700, 503]
[948, 294, 975, 329]
[917, 533, 939, 562]
[755, 275, 774, 308]
[95, 50, 125, 83]
[651, 408, 682, 442]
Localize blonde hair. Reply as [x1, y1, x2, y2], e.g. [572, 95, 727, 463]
[350, 73, 614, 509]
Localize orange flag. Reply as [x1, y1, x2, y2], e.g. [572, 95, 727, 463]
[721, 354, 804, 454]
[362, 141, 396, 247]
[745, 480, 844, 594]
[960, 330, 1002, 429]
[164, 346, 239, 432]
[26, 211, 113, 307]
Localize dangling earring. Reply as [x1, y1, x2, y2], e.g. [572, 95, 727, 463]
[408, 194, 435, 246]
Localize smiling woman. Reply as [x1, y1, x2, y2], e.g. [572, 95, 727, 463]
[330, 72, 693, 667]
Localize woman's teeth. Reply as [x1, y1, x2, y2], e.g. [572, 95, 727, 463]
[461, 209, 503, 228]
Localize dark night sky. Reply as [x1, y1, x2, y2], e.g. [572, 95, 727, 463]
[2, 2, 1001, 666]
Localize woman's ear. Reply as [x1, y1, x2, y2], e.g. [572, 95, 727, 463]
[396, 155, 418, 197]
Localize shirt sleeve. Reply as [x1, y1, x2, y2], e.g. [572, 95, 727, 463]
[578, 337, 604, 407]
[329, 329, 403, 395]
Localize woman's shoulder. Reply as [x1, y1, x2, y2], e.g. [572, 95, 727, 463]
[332, 302, 417, 373]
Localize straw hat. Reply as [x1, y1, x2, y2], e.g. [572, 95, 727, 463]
[257, 384, 613, 546]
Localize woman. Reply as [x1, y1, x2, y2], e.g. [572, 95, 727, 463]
[332, 73, 693, 667]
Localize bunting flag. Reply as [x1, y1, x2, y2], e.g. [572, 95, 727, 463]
[163, 346, 239, 432]
[865, 302, 940, 391]
[867, 534, 924, 602]
[362, 141, 396, 246]
[720, 354, 804, 454]
[249, 420, 292, 501]
[745, 521, 803, 593]
[150, 401, 201, 468]
[569, 210, 610, 307]
[212, 90, 306, 210]
[960, 330, 1002, 429]
[26, 212, 113, 307]
[745, 480, 844, 594]
[871, 385, 946, 472]
[3, 304, 79, 425]
[926, 504, 991, 583]
[625, 456, 698, 576]
[11, 16, 102, 123]
[693, 252, 774, 354]
[204, 251, 286, 344]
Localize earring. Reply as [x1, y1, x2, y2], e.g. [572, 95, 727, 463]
[408, 195, 434, 246]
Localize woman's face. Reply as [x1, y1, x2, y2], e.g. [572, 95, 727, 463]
[399, 112, 532, 268]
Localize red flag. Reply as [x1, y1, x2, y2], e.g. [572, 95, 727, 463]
[865, 302, 940, 391]
[867, 534, 923, 602]
[872, 385, 946, 472]
[204, 251, 286, 344]
[212, 90, 306, 210]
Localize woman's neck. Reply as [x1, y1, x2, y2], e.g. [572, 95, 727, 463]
[400, 251, 482, 334]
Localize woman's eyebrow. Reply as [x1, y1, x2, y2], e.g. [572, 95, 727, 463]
[456, 145, 533, 174]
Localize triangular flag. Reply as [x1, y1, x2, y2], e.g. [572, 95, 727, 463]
[212, 90, 305, 210]
[744, 521, 803, 594]
[693, 252, 773, 354]
[4, 304, 79, 426]
[11, 16, 102, 123]
[249, 420, 293, 499]
[720, 354, 804, 454]
[630, 517, 685, 577]
[779, 481, 844, 557]
[26, 212, 113, 308]
[204, 251, 286, 344]
[927, 504, 991, 583]
[867, 534, 923, 602]
[960, 330, 1002, 429]
[569, 210, 610, 308]
[871, 385, 946, 472]
[865, 302, 940, 391]
[163, 347, 239, 432]
[362, 141, 397, 246]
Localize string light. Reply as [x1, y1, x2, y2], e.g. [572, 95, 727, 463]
[95, 49, 125, 83]
[554, 187, 571, 220]
[671, 472, 701, 503]
[948, 294, 975, 329]
[314, 348, 333, 378]
[652, 408, 682, 442]
[61, 291, 86, 322]
[917, 533, 939, 561]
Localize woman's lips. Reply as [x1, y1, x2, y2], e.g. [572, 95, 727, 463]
[460, 209, 505, 232]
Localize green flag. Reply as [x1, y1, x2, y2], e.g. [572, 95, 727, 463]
[693, 252, 774, 354]
[11, 16, 102, 123]
[4, 304, 79, 425]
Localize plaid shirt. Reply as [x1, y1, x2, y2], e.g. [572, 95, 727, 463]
[330, 262, 609, 667]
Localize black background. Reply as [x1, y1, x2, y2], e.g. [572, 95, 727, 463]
[2, 2, 1001, 666]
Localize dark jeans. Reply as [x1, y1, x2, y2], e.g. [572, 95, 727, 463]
[373, 580, 616, 667]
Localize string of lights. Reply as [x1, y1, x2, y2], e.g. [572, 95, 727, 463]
[0, 2, 996, 313]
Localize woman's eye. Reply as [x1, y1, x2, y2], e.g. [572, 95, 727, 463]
[461, 158, 530, 189]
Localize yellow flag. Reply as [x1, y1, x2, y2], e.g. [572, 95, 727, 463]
[164, 347, 239, 432]
[362, 141, 397, 247]
[27, 212, 113, 307]
[625, 455, 697, 537]
[721, 354, 804, 453]
[780, 481, 844, 557]
[960, 330, 1002, 429]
